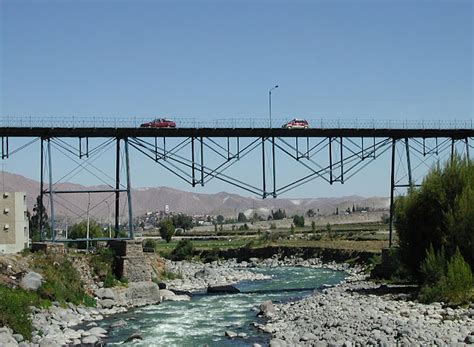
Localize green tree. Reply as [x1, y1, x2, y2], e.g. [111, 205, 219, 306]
[306, 209, 315, 217]
[216, 215, 225, 225]
[290, 224, 295, 234]
[68, 220, 104, 249]
[326, 223, 333, 240]
[171, 240, 194, 261]
[293, 215, 305, 227]
[311, 221, 316, 232]
[271, 209, 286, 220]
[395, 156, 474, 277]
[237, 212, 247, 222]
[159, 219, 175, 243]
[172, 214, 193, 231]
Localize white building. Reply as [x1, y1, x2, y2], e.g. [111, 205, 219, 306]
[0, 192, 29, 254]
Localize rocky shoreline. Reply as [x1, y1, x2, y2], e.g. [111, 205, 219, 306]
[1, 255, 473, 346]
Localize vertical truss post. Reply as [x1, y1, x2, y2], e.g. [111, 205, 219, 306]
[39, 138, 44, 240]
[47, 138, 55, 241]
[306, 137, 310, 159]
[422, 138, 426, 156]
[236, 138, 240, 159]
[451, 138, 455, 161]
[227, 137, 230, 160]
[114, 138, 121, 237]
[465, 138, 470, 159]
[200, 137, 204, 186]
[154, 137, 158, 161]
[405, 138, 413, 187]
[272, 136, 276, 198]
[389, 138, 397, 248]
[340, 137, 344, 183]
[1, 137, 9, 159]
[124, 138, 134, 239]
[361, 137, 364, 160]
[329, 137, 333, 184]
[191, 137, 196, 187]
[163, 137, 167, 159]
[262, 137, 266, 198]
[296, 137, 299, 159]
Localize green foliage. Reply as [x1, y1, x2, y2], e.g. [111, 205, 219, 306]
[216, 215, 225, 224]
[326, 223, 334, 240]
[238, 223, 249, 231]
[170, 239, 194, 261]
[159, 218, 175, 243]
[271, 209, 286, 220]
[68, 220, 104, 249]
[420, 244, 446, 285]
[419, 247, 473, 305]
[310, 233, 321, 241]
[158, 269, 182, 280]
[290, 224, 295, 233]
[311, 221, 316, 232]
[0, 285, 49, 340]
[270, 223, 277, 230]
[237, 212, 247, 222]
[103, 272, 116, 288]
[32, 253, 92, 306]
[306, 209, 315, 217]
[293, 215, 305, 227]
[395, 156, 474, 277]
[201, 247, 220, 263]
[143, 238, 158, 250]
[171, 214, 194, 231]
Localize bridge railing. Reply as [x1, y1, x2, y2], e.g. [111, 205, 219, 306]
[0, 116, 472, 129]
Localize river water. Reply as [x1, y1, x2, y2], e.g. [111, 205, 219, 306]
[101, 267, 346, 346]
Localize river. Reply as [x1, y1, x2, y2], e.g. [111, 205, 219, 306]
[100, 266, 346, 346]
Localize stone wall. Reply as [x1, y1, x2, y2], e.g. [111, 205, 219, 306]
[109, 240, 151, 282]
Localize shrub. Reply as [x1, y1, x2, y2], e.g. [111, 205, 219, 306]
[143, 239, 158, 250]
[202, 247, 220, 263]
[171, 239, 194, 261]
[293, 215, 305, 227]
[159, 269, 182, 280]
[0, 285, 49, 340]
[103, 272, 116, 288]
[270, 223, 277, 230]
[419, 247, 473, 305]
[311, 221, 316, 232]
[395, 156, 474, 277]
[32, 253, 92, 306]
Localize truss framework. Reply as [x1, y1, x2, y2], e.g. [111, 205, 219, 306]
[0, 132, 472, 246]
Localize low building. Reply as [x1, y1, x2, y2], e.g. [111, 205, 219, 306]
[0, 192, 29, 254]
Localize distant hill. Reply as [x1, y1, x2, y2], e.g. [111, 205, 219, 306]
[1, 171, 389, 221]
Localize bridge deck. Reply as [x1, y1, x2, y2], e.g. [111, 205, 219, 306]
[0, 127, 473, 138]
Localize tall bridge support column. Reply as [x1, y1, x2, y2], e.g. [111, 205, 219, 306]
[389, 138, 397, 248]
[47, 138, 55, 241]
[114, 138, 121, 237]
[124, 138, 134, 239]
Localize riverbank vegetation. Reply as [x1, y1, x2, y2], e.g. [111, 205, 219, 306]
[394, 156, 473, 304]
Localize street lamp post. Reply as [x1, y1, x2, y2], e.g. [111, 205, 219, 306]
[269, 85, 279, 128]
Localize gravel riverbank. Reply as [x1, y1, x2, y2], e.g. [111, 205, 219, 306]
[2, 255, 473, 346]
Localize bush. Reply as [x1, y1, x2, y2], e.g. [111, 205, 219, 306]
[419, 247, 473, 305]
[170, 239, 194, 261]
[293, 215, 305, 227]
[310, 233, 321, 241]
[33, 253, 93, 306]
[395, 156, 474, 277]
[270, 223, 277, 230]
[0, 285, 49, 340]
[201, 247, 220, 263]
[143, 239, 158, 250]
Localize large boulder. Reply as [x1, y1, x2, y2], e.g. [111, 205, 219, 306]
[207, 284, 240, 294]
[20, 272, 43, 291]
[160, 289, 191, 302]
[258, 300, 276, 318]
[95, 288, 115, 300]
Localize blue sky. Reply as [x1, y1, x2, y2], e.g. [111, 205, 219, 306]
[0, 0, 472, 199]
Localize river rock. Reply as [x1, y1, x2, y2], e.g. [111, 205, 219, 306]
[225, 331, 237, 338]
[99, 298, 115, 308]
[160, 289, 191, 301]
[82, 335, 99, 344]
[194, 267, 217, 279]
[20, 271, 43, 291]
[207, 284, 240, 294]
[110, 319, 128, 328]
[12, 334, 24, 342]
[95, 288, 115, 300]
[83, 327, 107, 337]
[259, 300, 276, 318]
[124, 332, 143, 343]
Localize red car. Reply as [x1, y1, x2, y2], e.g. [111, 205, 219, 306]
[140, 118, 176, 128]
[282, 118, 309, 129]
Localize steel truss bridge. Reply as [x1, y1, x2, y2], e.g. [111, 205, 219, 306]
[0, 118, 472, 247]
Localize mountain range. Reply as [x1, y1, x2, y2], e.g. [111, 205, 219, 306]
[1, 171, 389, 221]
